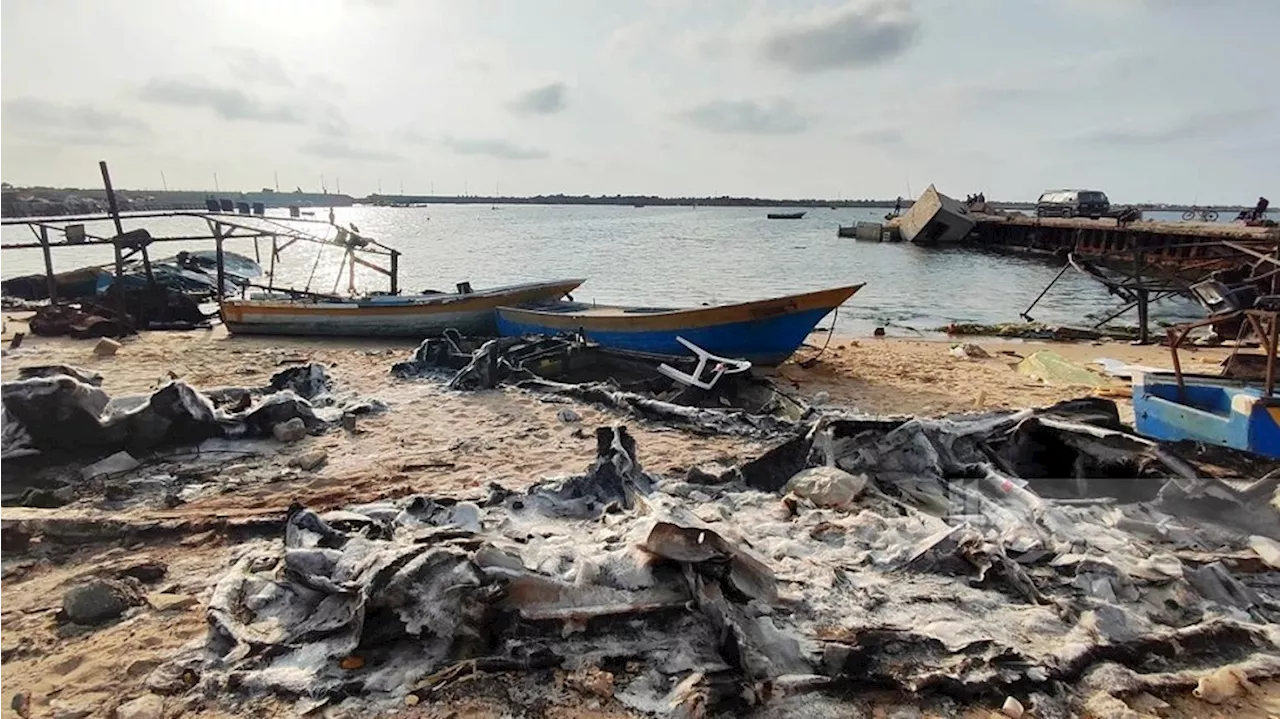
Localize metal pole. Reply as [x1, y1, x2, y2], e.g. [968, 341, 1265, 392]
[268, 236, 278, 289]
[1020, 263, 1069, 322]
[99, 161, 128, 320]
[211, 220, 227, 322]
[39, 226, 57, 303]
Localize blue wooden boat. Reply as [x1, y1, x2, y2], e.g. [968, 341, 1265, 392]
[496, 284, 863, 366]
[1133, 372, 1280, 458]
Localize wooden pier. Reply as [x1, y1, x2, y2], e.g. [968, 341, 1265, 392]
[878, 211, 1280, 343]
[960, 214, 1278, 265]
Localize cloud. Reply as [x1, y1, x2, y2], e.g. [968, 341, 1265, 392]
[508, 82, 568, 116]
[307, 75, 348, 97]
[316, 106, 351, 137]
[139, 77, 305, 124]
[854, 128, 904, 145]
[299, 139, 400, 162]
[1, 97, 150, 145]
[442, 136, 548, 160]
[394, 128, 431, 145]
[758, 0, 920, 72]
[944, 51, 1145, 110]
[680, 99, 810, 134]
[225, 47, 292, 87]
[1079, 108, 1269, 145]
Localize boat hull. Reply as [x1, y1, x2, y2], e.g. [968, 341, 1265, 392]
[1133, 372, 1280, 458]
[496, 285, 862, 366]
[222, 279, 583, 338]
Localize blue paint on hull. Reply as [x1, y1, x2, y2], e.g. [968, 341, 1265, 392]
[497, 306, 834, 366]
[1133, 373, 1280, 458]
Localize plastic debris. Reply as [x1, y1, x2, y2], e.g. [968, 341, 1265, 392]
[784, 466, 867, 509]
[93, 338, 121, 357]
[949, 343, 991, 360]
[1016, 350, 1109, 387]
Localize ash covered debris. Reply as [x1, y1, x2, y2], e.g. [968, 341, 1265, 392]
[169, 404, 1280, 717]
[1, 362, 385, 461]
[393, 333, 805, 437]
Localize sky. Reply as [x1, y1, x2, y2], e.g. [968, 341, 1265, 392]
[1, 0, 1277, 203]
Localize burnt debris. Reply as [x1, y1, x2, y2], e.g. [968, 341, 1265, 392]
[169, 406, 1280, 716]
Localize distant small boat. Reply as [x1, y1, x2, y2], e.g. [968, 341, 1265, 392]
[222, 279, 584, 338]
[497, 284, 863, 366]
[767, 211, 806, 220]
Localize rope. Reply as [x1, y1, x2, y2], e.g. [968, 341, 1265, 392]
[798, 305, 839, 368]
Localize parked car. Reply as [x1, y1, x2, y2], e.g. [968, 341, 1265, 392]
[1036, 189, 1110, 219]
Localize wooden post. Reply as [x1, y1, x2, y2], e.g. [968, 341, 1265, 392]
[1135, 288, 1150, 345]
[1134, 248, 1149, 345]
[39, 226, 57, 303]
[348, 249, 356, 294]
[390, 250, 399, 295]
[1266, 313, 1278, 398]
[99, 161, 128, 320]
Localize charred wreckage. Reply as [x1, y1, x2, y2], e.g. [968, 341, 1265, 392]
[1, 338, 1279, 717]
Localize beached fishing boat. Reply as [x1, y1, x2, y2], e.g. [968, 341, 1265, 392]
[496, 284, 863, 366]
[767, 211, 806, 220]
[222, 279, 584, 338]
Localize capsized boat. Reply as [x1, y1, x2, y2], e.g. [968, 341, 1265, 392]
[222, 279, 584, 338]
[767, 211, 806, 220]
[496, 284, 863, 366]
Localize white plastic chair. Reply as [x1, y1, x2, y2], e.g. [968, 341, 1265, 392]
[657, 336, 752, 390]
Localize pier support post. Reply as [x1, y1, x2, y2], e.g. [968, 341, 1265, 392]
[1136, 289, 1150, 345]
[1134, 248, 1150, 345]
[39, 226, 57, 303]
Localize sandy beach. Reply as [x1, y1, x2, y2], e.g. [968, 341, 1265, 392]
[2, 318, 1277, 719]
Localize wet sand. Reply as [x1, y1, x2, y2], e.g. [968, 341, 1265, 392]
[2, 319, 1274, 718]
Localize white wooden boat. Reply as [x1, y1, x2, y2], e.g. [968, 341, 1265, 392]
[222, 279, 584, 338]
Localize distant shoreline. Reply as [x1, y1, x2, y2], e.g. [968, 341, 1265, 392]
[0, 185, 1257, 215]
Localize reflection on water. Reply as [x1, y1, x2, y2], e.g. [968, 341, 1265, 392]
[1, 205, 1206, 335]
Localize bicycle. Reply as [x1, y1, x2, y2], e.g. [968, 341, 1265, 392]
[1181, 207, 1219, 222]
